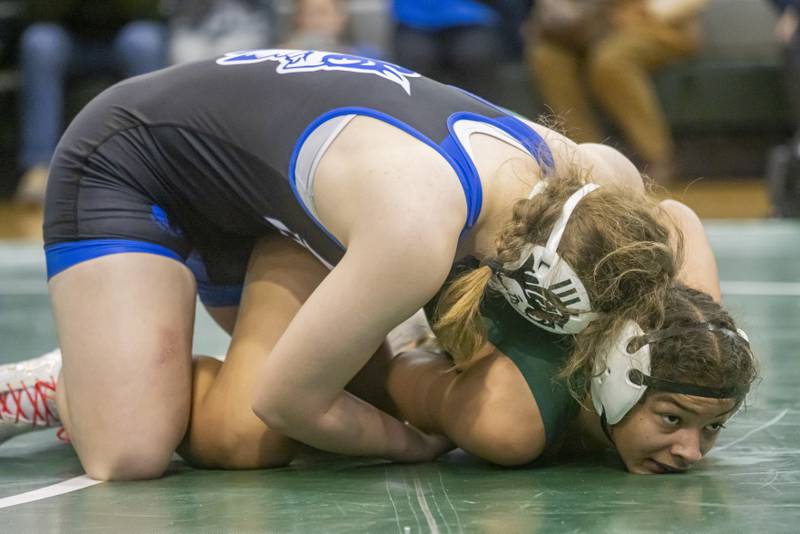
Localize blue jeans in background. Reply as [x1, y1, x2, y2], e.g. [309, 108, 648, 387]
[18, 21, 167, 170]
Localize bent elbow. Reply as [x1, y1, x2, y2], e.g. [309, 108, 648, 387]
[465, 420, 546, 467]
[251, 392, 294, 434]
[484, 445, 542, 467]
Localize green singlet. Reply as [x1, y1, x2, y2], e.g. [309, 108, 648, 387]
[426, 259, 580, 448]
[480, 292, 580, 447]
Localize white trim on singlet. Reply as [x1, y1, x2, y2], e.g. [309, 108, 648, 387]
[450, 119, 527, 160]
[294, 114, 356, 220]
[293, 114, 529, 219]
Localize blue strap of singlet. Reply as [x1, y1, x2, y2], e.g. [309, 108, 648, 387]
[291, 106, 555, 236]
[290, 106, 486, 237]
[448, 88, 556, 173]
[439, 112, 556, 228]
[439, 134, 482, 229]
[494, 115, 556, 174]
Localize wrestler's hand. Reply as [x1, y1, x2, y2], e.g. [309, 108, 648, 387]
[394, 422, 454, 463]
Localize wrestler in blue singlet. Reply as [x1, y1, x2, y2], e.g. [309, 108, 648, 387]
[43, 49, 574, 445]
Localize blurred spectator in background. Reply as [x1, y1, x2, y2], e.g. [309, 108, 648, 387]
[166, 0, 275, 65]
[15, 0, 166, 205]
[771, 1, 800, 130]
[489, 0, 535, 61]
[391, 0, 504, 99]
[282, 0, 380, 57]
[765, 0, 800, 216]
[527, 0, 707, 184]
[0, 2, 21, 65]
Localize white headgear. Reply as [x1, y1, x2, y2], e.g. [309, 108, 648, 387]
[488, 182, 600, 334]
[591, 320, 752, 425]
[591, 321, 651, 424]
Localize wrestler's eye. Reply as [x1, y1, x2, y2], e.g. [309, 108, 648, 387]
[705, 422, 726, 433]
[661, 414, 681, 427]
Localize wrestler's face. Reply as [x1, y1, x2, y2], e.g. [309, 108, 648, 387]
[610, 392, 737, 474]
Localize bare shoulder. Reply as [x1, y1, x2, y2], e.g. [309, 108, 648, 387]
[443, 351, 546, 466]
[314, 115, 468, 245]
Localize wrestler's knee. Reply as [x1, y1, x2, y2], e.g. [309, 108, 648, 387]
[81, 442, 175, 481]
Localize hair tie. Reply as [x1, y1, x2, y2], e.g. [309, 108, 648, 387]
[480, 258, 502, 274]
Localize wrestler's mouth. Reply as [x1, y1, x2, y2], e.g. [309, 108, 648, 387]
[645, 458, 687, 474]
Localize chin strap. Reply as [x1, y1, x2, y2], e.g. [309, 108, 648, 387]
[600, 412, 615, 446]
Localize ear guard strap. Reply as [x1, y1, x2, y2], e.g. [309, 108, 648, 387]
[544, 183, 601, 260]
[628, 370, 748, 399]
[490, 182, 601, 334]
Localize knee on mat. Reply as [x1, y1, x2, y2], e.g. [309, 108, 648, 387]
[81, 444, 174, 481]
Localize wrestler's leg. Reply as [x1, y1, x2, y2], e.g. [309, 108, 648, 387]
[660, 199, 721, 301]
[179, 235, 328, 469]
[49, 253, 196, 480]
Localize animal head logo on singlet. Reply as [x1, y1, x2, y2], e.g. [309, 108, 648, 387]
[216, 49, 421, 95]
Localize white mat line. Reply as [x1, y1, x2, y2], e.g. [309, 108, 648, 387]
[712, 409, 789, 453]
[1, 280, 800, 297]
[413, 474, 440, 534]
[721, 281, 800, 296]
[384, 468, 404, 534]
[0, 475, 101, 510]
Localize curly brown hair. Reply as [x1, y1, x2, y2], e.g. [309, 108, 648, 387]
[432, 169, 682, 386]
[642, 284, 758, 401]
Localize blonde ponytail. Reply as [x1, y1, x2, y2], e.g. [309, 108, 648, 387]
[431, 264, 494, 367]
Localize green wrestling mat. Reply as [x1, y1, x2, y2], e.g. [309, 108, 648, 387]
[1, 221, 798, 533]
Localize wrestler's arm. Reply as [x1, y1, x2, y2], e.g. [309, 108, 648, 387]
[387, 347, 546, 466]
[251, 153, 465, 462]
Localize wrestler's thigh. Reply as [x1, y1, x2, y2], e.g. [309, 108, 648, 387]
[49, 253, 196, 480]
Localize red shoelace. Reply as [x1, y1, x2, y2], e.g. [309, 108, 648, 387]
[0, 377, 58, 427]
